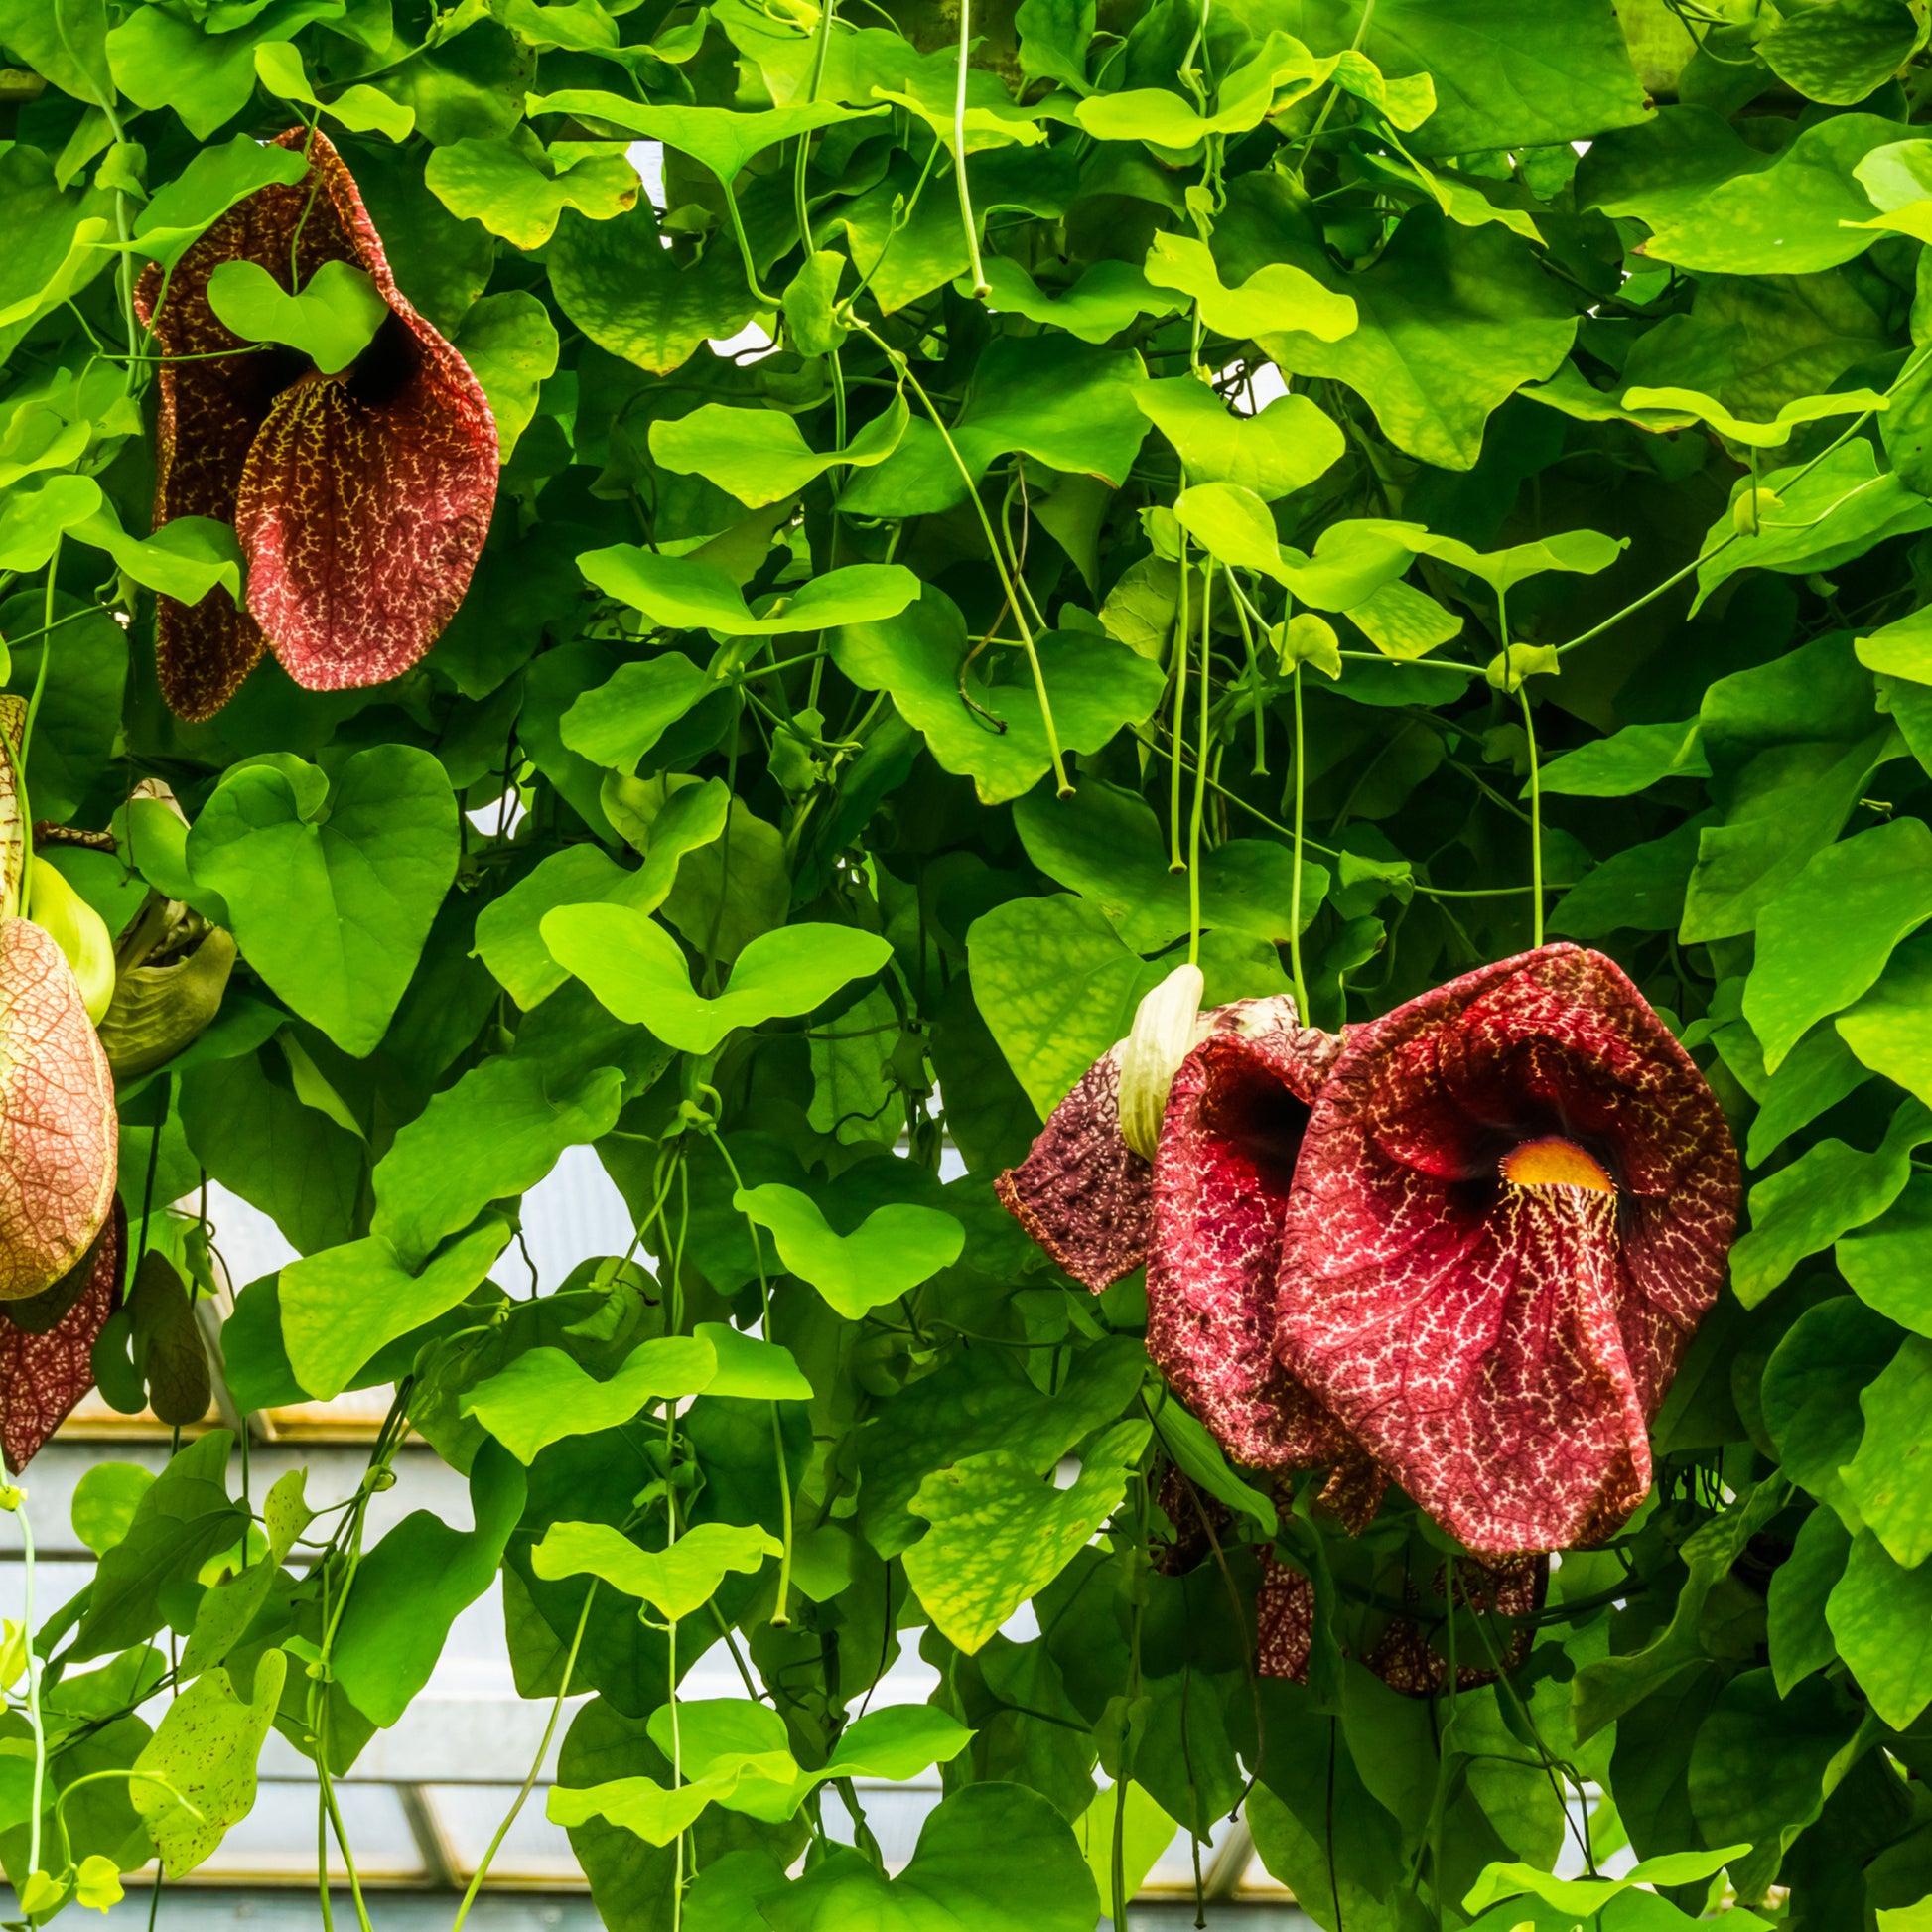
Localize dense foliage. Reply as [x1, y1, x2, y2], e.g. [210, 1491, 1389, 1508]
[5, 0, 1932, 1925]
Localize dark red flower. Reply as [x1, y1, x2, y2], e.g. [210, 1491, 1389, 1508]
[0, 1198, 124, 1472]
[1275, 943, 1738, 1556]
[1148, 1008, 1351, 1469]
[999, 995, 1372, 1480]
[137, 128, 496, 722]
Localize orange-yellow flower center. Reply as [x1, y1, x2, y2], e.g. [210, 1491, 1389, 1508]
[1500, 1136, 1614, 1193]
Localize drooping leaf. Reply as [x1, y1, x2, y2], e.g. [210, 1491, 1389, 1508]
[732, 1183, 964, 1317]
[1143, 232, 1356, 344]
[580, 548, 922, 636]
[830, 593, 1167, 806]
[1252, 210, 1577, 470]
[759, 1780, 1100, 1932]
[839, 336, 1150, 517]
[371, 1057, 625, 1269]
[332, 1442, 528, 1726]
[1828, 1527, 1932, 1727]
[132, 1650, 288, 1877]
[531, 1520, 784, 1621]
[1135, 377, 1345, 500]
[902, 1420, 1149, 1652]
[205, 259, 390, 376]
[278, 1217, 514, 1401]
[425, 132, 637, 249]
[1730, 1101, 1932, 1308]
[1744, 818, 1932, 1069]
[967, 896, 1165, 1118]
[541, 911, 892, 1055]
[649, 395, 909, 509]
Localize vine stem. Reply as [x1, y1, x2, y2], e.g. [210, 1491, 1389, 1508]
[1289, 662, 1310, 1017]
[1519, 684, 1543, 948]
[3, 1486, 47, 1878]
[450, 1586, 596, 1931]
[1171, 524, 1190, 872]
[953, 0, 989, 296]
[854, 321, 1069, 792]
[1290, 0, 1377, 168]
[1186, 561, 1212, 963]
[705, 1130, 795, 1625]
[17, 532, 59, 914]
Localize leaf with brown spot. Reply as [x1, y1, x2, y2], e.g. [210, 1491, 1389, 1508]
[132, 1649, 289, 1877]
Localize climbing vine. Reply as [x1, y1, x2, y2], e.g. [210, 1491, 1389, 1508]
[0, 0, 1925, 1926]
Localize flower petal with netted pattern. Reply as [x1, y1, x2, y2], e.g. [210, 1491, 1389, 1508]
[994, 1045, 1152, 1294]
[1276, 944, 1737, 1555]
[0, 1199, 124, 1473]
[1147, 1002, 1349, 1469]
[138, 129, 495, 720]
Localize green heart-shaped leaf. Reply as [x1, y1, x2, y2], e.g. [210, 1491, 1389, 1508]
[531, 1519, 782, 1621]
[579, 547, 922, 636]
[186, 747, 458, 1057]
[540, 906, 892, 1054]
[206, 257, 389, 375]
[734, 1182, 963, 1317]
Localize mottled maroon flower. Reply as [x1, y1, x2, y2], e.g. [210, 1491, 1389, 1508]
[1276, 944, 1738, 1556]
[996, 1040, 1156, 1294]
[999, 993, 1372, 1480]
[137, 129, 496, 721]
[0, 1199, 124, 1472]
[1148, 1006, 1351, 1469]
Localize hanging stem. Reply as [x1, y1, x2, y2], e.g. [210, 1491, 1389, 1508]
[953, 0, 990, 296]
[707, 1130, 795, 1625]
[669, 1611, 684, 1932]
[1170, 530, 1190, 873]
[854, 323, 1069, 793]
[450, 1586, 596, 1931]
[1187, 561, 1213, 964]
[1289, 663, 1310, 1018]
[721, 182, 779, 308]
[1521, 684, 1544, 948]
[3, 1487, 47, 1878]
[792, 0, 839, 252]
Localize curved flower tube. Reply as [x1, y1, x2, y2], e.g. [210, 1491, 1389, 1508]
[999, 990, 1368, 1483]
[138, 128, 497, 721]
[1275, 943, 1738, 1556]
[1148, 1006, 1349, 1470]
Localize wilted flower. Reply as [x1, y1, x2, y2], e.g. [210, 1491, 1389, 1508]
[138, 128, 497, 721]
[98, 898, 237, 1081]
[1276, 944, 1738, 1555]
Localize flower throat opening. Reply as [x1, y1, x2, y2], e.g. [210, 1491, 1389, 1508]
[1500, 1136, 1614, 1193]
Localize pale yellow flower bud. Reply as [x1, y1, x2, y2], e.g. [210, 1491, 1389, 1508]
[1117, 962, 1205, 1162]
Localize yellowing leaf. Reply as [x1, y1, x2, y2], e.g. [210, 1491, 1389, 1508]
[1144, 233, 1356, 344]
[132, 1650, 288, 1877]
[531, 1519, 783, 1621]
